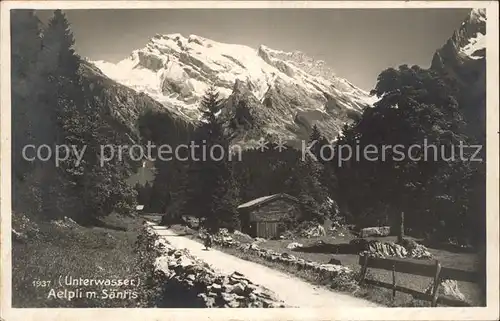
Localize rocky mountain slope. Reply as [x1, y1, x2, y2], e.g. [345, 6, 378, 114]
[79, 60, 193, 145]
[88, 8, 486, 146]
[92, 34, 376, 145]
[431, 8, 487, 139]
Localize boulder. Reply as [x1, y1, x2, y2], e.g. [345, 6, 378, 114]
[210, 283, 222, 292]
[281, 252, 294, 259]
[198, 293, 216, 307]
[440, 279, 466, 302]
[286, 242, 303, 250]
[304, 225, 326, 237]
[221, 292, 236, 303]
[425, 279, 467, 303]
[233, 230, 254, 242]
[231, 283, 246, 295]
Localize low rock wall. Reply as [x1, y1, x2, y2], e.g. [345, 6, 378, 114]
[205, 229, 353, 278]
[150, 228, 286, 308]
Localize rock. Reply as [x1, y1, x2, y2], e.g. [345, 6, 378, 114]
[239, 279, 249, 287]
[360, 226, 391, 238]
[425, 279, 467, 303]
[222, 284, 234, 293]
[286, 242, 304, 250]
[231, 283, 246, 295]
[177, 257, 193, 267]
[233, 230, 254, 242]
[304, 225, 326, 237]
[210, 283, 222, 292]
[249, 300, 263, 308]
[221, 292, 236, 303]
[225, 300, 240, 308]
[248, 293, 258, 301]
[207, 291, 218, 297]
[198, 293, 216, 307]
[231, 271, 245, 278]
[249, 243, 260, 250]
[245, 283, 258, 293]
[440, 279, 466, 301]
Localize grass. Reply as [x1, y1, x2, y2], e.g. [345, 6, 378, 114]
[11, 213, 147, 308]
[259, 234, 484, 306]
[168, 223, 484, 307]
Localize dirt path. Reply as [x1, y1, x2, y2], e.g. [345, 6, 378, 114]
[150, 224, 381, 308]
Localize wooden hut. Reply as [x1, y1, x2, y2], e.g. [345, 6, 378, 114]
[238, 193, 301, 239]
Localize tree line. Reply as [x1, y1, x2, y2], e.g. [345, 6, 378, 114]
[141, 68, 485, 246]
[12, 10, 138, 223]
[12, 10, 485, 247]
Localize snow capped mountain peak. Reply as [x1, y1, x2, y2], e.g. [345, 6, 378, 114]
[469, 8, 486, 24]
[92, 33, 375, 142]
[432, 8, 486, 73]
[430, 8, 487, 139]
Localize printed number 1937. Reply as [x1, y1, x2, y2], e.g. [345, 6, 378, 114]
[32, 280, 51, 288]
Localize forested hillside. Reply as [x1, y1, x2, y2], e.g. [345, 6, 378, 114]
[11, 10, 190, 224]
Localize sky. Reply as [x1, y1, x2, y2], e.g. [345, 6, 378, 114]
[36, 8, 471, 91]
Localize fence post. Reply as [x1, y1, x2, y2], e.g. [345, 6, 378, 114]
[431, 260, 442, 307]
[358, 255, 369, 285]
[392, 263, 397, 299]
[397, 211, 405, 243]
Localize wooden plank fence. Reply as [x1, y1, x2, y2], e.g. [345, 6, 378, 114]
[358, 255, 479, 307]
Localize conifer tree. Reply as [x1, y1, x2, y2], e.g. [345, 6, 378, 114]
[11, 10, 44, 178]
[11, 10, 47, 218]
[41, 10, 137, 220]
[183, 86, 241, 232]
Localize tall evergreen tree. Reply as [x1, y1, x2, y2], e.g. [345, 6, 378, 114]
[41, 10, 137, 221]
[308, 124, 330, 162]
[183, 86, 241, 232]
[11, 10, 47, 218]
[11, 10, 43, 178]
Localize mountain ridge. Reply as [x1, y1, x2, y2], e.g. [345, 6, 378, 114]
[92, 33, 376, 144]
[431, 8, 486, 140]
[88, 8, 486, 146]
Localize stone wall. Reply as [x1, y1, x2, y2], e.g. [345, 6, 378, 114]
[206, 229, 353, 278]
[150, 228, 286, 308]
[240, 243, 353, 277]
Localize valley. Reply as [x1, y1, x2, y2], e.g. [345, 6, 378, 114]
[8, 7, 489, 310]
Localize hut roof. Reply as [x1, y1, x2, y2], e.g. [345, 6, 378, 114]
[237, 193, 299, 211]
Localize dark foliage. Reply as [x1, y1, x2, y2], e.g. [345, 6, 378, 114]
[11, 10, 138, 222]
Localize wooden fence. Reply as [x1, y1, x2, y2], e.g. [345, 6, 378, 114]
[358, 255, 479, 307]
